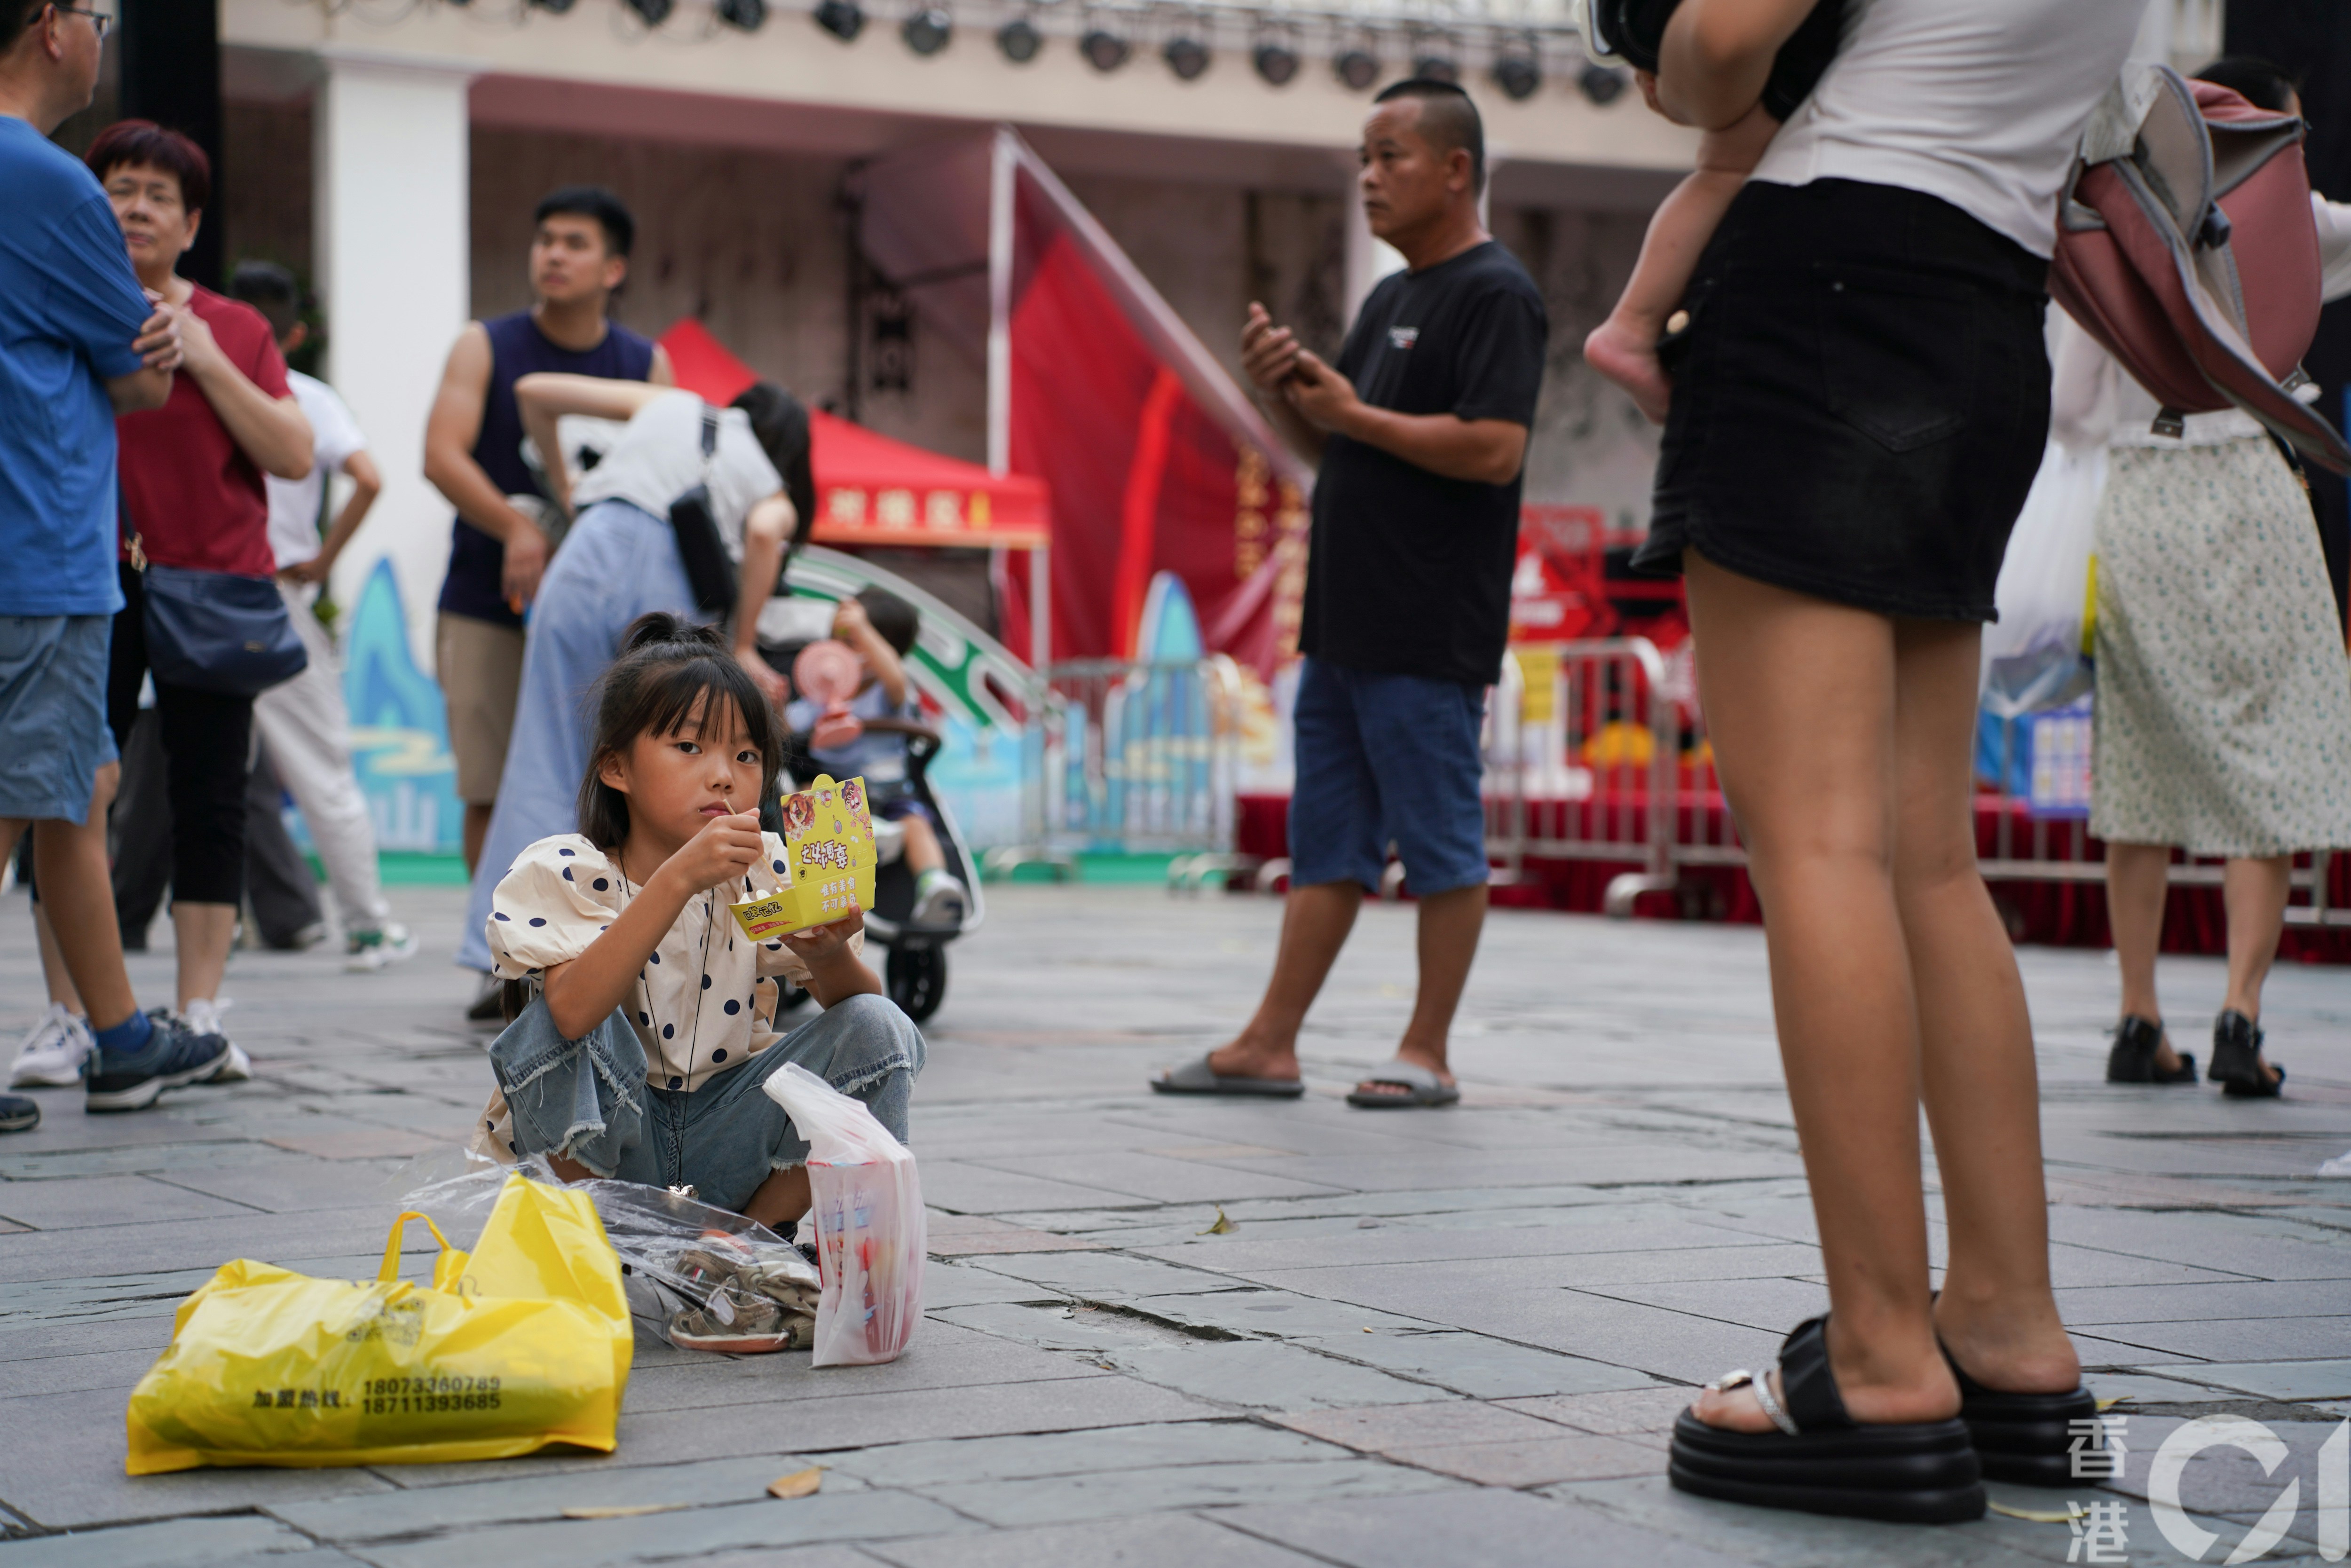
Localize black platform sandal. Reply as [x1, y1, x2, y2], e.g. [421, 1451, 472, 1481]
[1943, 1348, 2097, 1486]
[2106, 1016, 2197, 1085]
[2209, 1010, 2285, 1098]
[1669, 1316, 1986, 1524]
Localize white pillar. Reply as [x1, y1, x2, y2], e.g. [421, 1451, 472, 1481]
[315, 50, 473, 675]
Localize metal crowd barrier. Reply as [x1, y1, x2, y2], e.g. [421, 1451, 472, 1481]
[1484, 640, 2348, 928]
[981, 655, 1252, 884]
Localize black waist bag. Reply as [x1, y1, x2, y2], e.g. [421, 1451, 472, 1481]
[142, 563, 308, 697]
[670, 408, 739, 617]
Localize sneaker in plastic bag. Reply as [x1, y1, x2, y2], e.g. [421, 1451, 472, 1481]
[10, 1003, 95, 1087]
[346, 922, 419, 973]
[669, 1287, 804, 1354]
[181, 999, 250, 1083]
[86, 1012, 231, 1112]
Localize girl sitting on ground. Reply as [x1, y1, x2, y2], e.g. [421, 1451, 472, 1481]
[471, 613, 924, 1243]
[1581, 0, 1848, 423]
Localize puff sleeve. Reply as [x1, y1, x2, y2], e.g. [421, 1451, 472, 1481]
[483, 835, 627, 979]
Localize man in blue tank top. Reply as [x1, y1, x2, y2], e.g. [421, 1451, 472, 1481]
[423, 188, 671, 903]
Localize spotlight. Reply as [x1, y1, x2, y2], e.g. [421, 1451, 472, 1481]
[622, 0, 672, 21]
[1492, 41, 1540, 101]
[715, 0, 765, 27]
[902, 6, 952, 53]
[1334, 46, 1379, 91]
[1081, 26, 1129, 71]
[1163, 32, 1209, 80]
[1252, 38, 1298, 86]
[1412, 52, 1458, 84]
[1576, 61, 1626, 104]
[996, 15, 1041, 60]
[528, 0, 575, 11]
[813, 0, 864, 38]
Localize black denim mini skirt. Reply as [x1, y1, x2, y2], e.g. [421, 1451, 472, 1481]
[1635, 178, 2053, 622]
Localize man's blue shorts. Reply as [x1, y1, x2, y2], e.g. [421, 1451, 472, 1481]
[1288, 655, 1489, 897]
[0, 615, 116, 825]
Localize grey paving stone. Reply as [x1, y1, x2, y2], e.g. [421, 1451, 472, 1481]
[823, 1420, 1345, 1489]
[1499, 1384, 1697, 1438]
[867, 1512, 1328, 1568]
[2165, 1359, 2351, 1401]
[919, 1160, 1154, 1215]
[914, 1455, 1459, 1528]
[920, 1261, 1068, 1310]
[355, 1490, 977, 1568]
[0, 1175, 256, 1231]
[1378, 1433, 1661, 1486]
[1116, 1289, 1437, 1339]
[686, 1550, 891, 1568]
[960, 1150, 1350, 1205]
[1219, 1486, 1752, 1568]
[1287, 1329, 1661, 1398]
[617, 1320, 1108, 1411]
[929, 1300, 1170, 1355]
[0, 1515, 321, 1567]
[962, 1250, 1244, 1299]
[2068, 1317, 2351, 1364]
[146, 1156, 421, 1215]
[1271, 1400, 1563, 1450]
[1546, 1475, 2063, 1568]
[1105, 1339, 1458, 1410]
[269, 1453, 845, 1541]
[2053, 1280, 2351, 1325]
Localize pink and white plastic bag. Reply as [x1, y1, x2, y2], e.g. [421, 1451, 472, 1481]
[761, 1062, 924, 1366]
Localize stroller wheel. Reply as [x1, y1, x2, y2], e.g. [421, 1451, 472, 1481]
[886, 944, 947, 1023]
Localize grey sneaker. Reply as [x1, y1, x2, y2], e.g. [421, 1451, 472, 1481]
[0, 1094, 39, 1133]
[346, 922, 419, 973]
[86, 1013, 231, 1112]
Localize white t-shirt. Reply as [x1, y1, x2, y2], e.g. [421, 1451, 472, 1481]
[1751, 0, 2147, 258]
[566, 389, 783, 561]
[266, 371, 368, 570]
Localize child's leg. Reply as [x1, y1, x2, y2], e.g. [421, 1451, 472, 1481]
[1586, 103, 1780, 424]
[488, 999, 655, 1180]
[899, 813, 944, 876]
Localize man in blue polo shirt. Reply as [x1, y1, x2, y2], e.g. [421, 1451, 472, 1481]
[0, 0, 232, 1127]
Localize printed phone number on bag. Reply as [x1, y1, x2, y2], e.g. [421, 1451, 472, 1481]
[358, 1376, 505, 1416]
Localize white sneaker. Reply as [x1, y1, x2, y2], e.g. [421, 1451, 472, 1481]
[910, 870, 970, 928]
[181, 999, 251, 1084]
[9, 1004, 95, 1087]
[345, 922, 418, 973]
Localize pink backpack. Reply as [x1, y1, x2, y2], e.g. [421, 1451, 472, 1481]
[2051, 65, 2351, 474]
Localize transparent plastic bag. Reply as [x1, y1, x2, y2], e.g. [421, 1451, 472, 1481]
[1981, 438, 2106, 719]
[761, 1063, 925, 1366]
[402, 1158, 817, 1353]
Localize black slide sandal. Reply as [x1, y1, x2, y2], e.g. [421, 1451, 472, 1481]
[1669, 1317, 1986, 1524]
[1944, 1348, 2097, 1487]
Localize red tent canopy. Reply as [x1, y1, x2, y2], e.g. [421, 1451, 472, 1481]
[659, 318, 1050, 549]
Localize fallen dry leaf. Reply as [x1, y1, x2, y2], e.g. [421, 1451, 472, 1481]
[1199, 1207, 1235, 1236]
[1988, 1502, 2084, 1525]
[562, 1503, 689, 1520]
[768, 1467, 823, 1500]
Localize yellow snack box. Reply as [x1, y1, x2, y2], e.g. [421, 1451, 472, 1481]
[729, 774, 876, 939]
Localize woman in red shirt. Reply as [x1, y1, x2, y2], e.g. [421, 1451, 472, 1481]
[92, 122, 311, 1051]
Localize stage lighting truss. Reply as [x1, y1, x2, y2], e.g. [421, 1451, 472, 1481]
[714, 0, 766, 28]
[1251, 27, 1299, 86]
[996, 12, 1042, 59]
[1491, 33, 1540, 100]
[814, 0, 866, 38]
[1161, 17, 1211, 80]
[902, 4, 954, 53]
[1080, 20, 1130, 71]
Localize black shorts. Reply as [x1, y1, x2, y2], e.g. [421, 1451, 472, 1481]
[1635, 179, 2052, 622]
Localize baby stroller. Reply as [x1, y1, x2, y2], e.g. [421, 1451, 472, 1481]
[772, 712, 981, 1024]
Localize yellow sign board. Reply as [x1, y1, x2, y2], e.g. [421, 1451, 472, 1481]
[728, 774, 876, 940]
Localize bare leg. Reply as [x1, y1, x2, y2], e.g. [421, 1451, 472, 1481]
[170, 902, 237, 1010]
[900, 815, 945, 876]
[1886, 619, 2080, 1397]
[2105, 841, 2183, 1071]
[34, 904, 82, 1012]
[463, 803, 493, 876]
[2221, 855, 2288, 1088]
[1205, 879, 1364, 1081]
[1350, 881, 1484, 1099]
[32, 765, 140, 1032]
[742, 1166, 813, 1231]
[1677, 557, 1973, 1432]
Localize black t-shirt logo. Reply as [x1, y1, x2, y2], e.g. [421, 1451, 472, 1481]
[1387, 326, 1420, 350]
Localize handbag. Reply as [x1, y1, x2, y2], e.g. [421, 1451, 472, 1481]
[124, 527, 308, 699]
[670, 407, 741, 618]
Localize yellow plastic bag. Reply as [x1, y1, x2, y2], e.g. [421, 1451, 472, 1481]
[126, 1174, 632, 1473]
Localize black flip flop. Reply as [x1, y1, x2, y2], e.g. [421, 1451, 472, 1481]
[1943, 1347, 2097, 1487]
[1669, 1316, 1985, 1524]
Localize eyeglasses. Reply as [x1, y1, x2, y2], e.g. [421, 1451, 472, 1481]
[53, 4, 112, 39]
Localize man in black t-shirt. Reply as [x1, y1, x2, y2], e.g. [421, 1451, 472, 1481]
[1151, 79, 1547, 1109]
